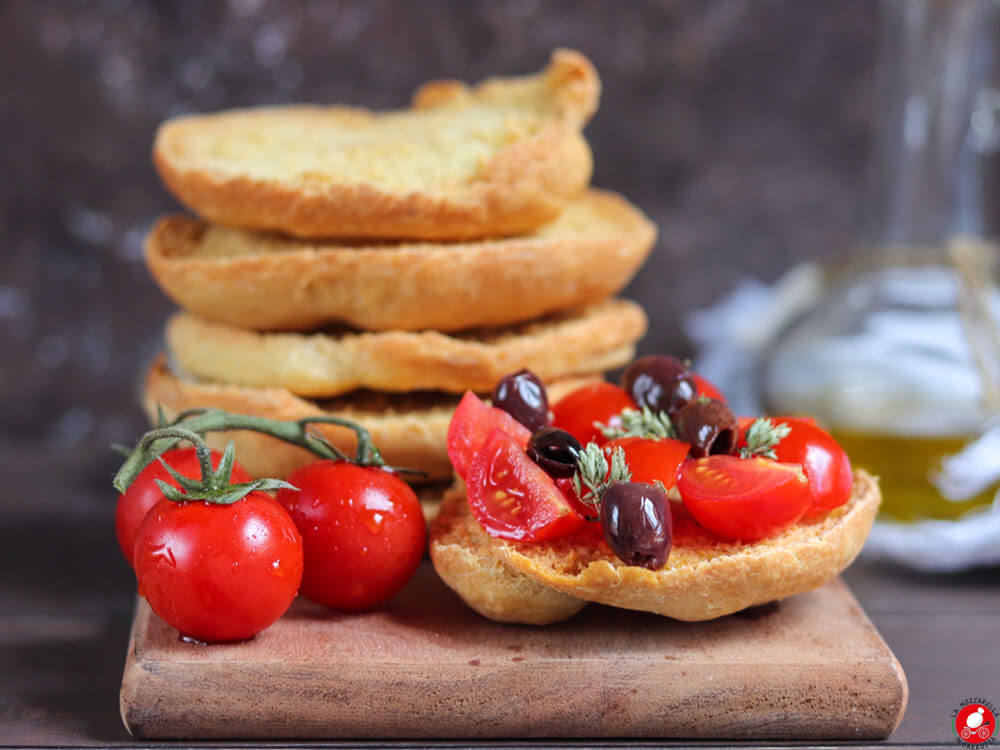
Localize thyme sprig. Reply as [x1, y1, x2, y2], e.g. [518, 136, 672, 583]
[739, 417, 792, 460]
[572, 442, 632, 516]
[598, 406, 676, 440]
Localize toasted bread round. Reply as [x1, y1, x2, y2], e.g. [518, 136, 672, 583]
[166, 299, 646, 399]
[142, 355, 598, 483]
[153, 49, 598, 240]
[433, 473, 880, 622]
[144, 190, 656, 332]
[430, 484, 587, 625]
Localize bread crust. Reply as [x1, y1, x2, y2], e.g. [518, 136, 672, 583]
[142, 355, 598, 483]
[144, 190, 656, 332]
[432, 473, 881, 622]
[429, 483, 587, 625]
[152, 49, 599, 240]
[166, 299, 646, 398]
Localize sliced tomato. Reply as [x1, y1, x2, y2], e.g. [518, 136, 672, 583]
[691, 373, 726, 402]
[768, 417, 853, 514]
[447, 391, 532, 480]
[551, 383, 637, 445]
[602, 437, 689, 488]
[677, 455, 810, 542]
[467, 429, 586, 542]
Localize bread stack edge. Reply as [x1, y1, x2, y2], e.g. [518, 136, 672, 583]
[140, 49, 657, 508]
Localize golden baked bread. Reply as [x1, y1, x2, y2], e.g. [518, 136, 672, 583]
[166, 299, 647, 398]
[429, 483, 587, 625]
[430, 472, 880, 623]
[144, 190, 656, 332]
[153, 49, 599, 240]
[143, 355, 597, 483]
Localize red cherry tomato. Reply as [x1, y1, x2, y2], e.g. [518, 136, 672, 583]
[467, 429, 586, 542]
[603, 437, 690, 488]
[551, 383, 637, 445]
[766, 417, 853, 514]
[277, 462, 426, 611]
[677, 456, 811, 542]
[116, 448, 251, 569]
[691, 373, 725, 402]
[133, 493, 303, 642]
[447, 391, 532, 480]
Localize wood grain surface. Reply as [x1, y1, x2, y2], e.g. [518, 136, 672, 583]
[120, 564, 906, 740]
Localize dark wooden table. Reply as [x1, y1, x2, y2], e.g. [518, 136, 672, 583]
[1, 438, 997, 748]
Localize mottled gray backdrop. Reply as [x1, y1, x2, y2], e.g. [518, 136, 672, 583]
[0, 0, 876, 492]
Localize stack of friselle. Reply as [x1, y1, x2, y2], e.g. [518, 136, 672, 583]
[141, 50, 655, 511]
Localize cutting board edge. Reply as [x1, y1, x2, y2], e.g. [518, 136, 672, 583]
[119, 579, 908, 741]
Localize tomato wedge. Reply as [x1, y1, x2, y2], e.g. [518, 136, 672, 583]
[602, 437, 689, 488]
[736, 416, 850, 514]
[447, 391, 532, 480]
[768, 417, 853, 514]
[467, 429, 586, 542]
[677, 455, 810, 542]
[551, 383, 637, 445]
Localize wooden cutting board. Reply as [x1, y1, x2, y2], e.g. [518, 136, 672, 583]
[120, 562, 907, 740]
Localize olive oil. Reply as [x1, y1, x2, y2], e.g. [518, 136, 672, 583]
[829, 429, 997, 522]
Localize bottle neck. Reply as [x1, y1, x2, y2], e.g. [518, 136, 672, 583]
[864, 0, 1000, 249]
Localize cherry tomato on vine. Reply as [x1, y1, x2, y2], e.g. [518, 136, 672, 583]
[551, 383, 637, 445]
[116, 447, 251, 568]
[468, 429, 586, 542]
[276, 461, 426, 612]
[133, 492, 303, 643]
[677, 455, 810, 542]
[447, 391, 531, 480]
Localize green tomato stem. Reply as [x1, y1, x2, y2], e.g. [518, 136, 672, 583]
[112, 408, 402, 496]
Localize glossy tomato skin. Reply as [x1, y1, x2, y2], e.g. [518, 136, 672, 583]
[277, 462, 426, 612]
[447, 391, 531, 480]
[677, 456, 811, 542]
[468, 429, 586, 542]
[551, 383, 637, 445]
[602, 437, 689, 488]
[116, 448, 251, 569]
[691, 374, 725, 402]
[768, 417, 853, 514]
[133, 493, 303, 642]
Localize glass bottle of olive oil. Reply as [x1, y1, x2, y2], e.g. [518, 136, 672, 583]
[762, 0, 1000, 523]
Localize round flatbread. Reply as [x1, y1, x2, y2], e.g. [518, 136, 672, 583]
[144, 190, 656, 332]
[430, 484, 587, 625]
[153, 49, 598, 240]
[432, 473, 880, 622]
[166, 299, 646, 398]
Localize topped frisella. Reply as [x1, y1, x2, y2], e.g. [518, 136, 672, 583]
[430, 355, 880, 624]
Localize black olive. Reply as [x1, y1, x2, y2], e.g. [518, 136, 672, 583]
[674, 398, 739, 458]
[600, 481, 672, 569]
[621, 355, 697, 416]
[527, 427, 582, 478]
[492, 369, 549, 431]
